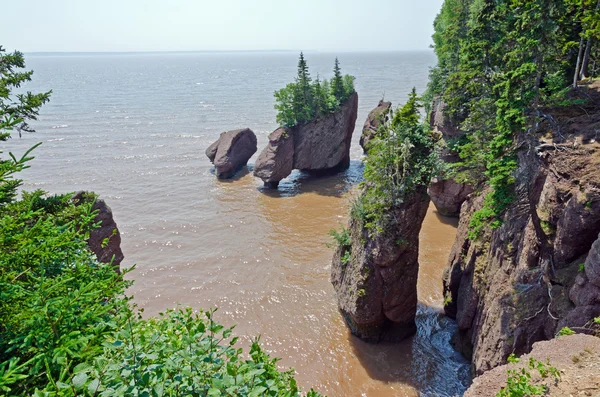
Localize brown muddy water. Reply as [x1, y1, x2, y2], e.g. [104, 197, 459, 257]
[12, 51, 470, 396]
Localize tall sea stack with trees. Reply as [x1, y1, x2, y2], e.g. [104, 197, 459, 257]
[331, 89, 439, 341]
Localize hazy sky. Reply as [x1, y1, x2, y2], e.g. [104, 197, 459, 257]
[3, 0, 443, 52]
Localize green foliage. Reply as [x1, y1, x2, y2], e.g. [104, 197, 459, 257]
[62, 308, 315, 397]
[329, 226, 350, 248]
[557, 327, 576, 337]
[497, 354, 561, 397]
[0, 47, 322, 397]
[443, 295, 453, 306]
[0, 46, 51, 206]
[355, 89, 440, 234]
[428, 0, 600, 238]
[579, 263, 586, 272]
[274, 54, 355, 127]
[340, 251, 351, 266]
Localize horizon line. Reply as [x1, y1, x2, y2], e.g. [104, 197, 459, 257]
[24, 49, 434, 55]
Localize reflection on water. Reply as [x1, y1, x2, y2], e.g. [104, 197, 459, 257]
[12, 52, 470, 396]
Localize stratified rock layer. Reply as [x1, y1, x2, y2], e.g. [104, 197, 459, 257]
[206, 128, 257, 179]
[443, 141, 600, 375]
[331, 186, 430, 342]
[359, 100, 391, 153]
[254, 92, 358, 186]
[73, 191, 124, 271]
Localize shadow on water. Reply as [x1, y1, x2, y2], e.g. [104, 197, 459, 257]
[209, 165, 252, 183]
[257, 160, 364, 198]
[349, 304, 471, 397]
[431, 210, 460, 228]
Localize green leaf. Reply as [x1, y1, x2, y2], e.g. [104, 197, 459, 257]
[72, 372, 88, 389]
[87, 378, 100, 393]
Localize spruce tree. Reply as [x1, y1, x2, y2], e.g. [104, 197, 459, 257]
[293, 52, 314, 123]
[331, 57, 345, 103]
[312, 74, 326, 118]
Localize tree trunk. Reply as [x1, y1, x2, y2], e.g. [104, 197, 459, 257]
[580, 37, 593, 79]
[580, 0, 600, 79]
[573, 36, 585, 88]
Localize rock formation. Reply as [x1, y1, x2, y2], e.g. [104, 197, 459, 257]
[73, 191, 124, 271]
[206, 128, 257, 179]
[254, 92, 358, 187]
[428, 177, 474, 217]
[430, 96, 461, 139]
[464, 334, 600, 397]
[330, 186, 430, 341]
[442, 139, 600, 374]
[359, 100, 391, 152]
[427, 97, 473, 217]
[253, 128, 294, 189]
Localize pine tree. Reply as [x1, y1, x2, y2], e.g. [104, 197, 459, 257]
[393, 88, 421, 128]
[294, 52, 314, 123]
[312, 74, 327, 118]
[331, 57, 345, 103]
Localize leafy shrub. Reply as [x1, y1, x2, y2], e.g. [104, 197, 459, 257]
[557, 327, 575, 337]
[340, 250, 351, 266]
[497, 354, 560, 397]
[328, 226, 350, 248]
[68, 308, 320, 397]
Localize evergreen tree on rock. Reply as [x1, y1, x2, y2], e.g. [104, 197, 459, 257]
[331, 57, 345, 103]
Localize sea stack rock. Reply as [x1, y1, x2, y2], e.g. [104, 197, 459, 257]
[427, 97, 473, 217]
[72, 191, 124, 271]
[428, 177, 474, 217]
[254, 92, 358, 187]
[359, 100, 391, 153]
[206, 128, 257, 179]
[330, 186, 430, 342]
[253, 128, 294, 188]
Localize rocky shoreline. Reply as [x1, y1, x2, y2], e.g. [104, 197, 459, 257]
[328, 84, 600, 394]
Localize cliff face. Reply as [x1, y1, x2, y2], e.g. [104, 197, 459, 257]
[442, 92, 600, 374]
[330, 186, 430, 342]
[254, 92, 358, 187]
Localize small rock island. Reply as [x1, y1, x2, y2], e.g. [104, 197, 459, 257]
[205, 128, 257, 179]
[253, 54, 358, 188]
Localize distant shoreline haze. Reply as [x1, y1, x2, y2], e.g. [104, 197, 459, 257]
[23, 49, 435, 56]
